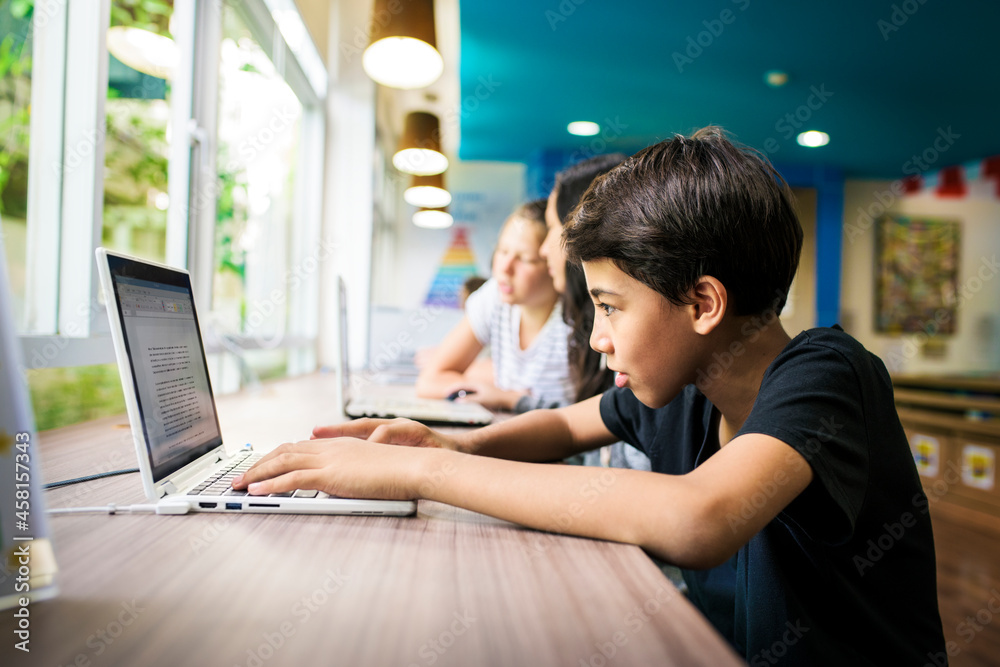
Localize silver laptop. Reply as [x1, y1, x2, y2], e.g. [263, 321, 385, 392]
[95, 248, 415, 516]
[336, 277, 493, 426]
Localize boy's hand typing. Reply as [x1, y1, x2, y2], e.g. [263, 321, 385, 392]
[230, 438, 432, 500]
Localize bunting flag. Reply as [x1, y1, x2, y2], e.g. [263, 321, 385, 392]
[424, 227, 480, 308]
[936, 165, 966, 197]
[983, 156, 1000, 197]
[903, 155, 1000, 198]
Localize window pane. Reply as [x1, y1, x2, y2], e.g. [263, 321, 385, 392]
[102, 0, 174, 262]
[0, 1, 34, 329]
[28, 364, 125, 431]
[214, 4, 302, 385]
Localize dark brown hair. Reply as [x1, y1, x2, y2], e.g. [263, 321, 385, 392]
[565, 127, 802, 316]
[553, 154, 628, 402]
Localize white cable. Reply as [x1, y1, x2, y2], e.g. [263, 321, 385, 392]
[46, 499, 192, 516]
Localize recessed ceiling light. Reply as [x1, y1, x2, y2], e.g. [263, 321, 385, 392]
[796, 130, 829, 148]
[764, 70, 789, 87]
[567, 121, 600, 136]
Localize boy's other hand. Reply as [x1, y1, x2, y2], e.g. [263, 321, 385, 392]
[312, 418, 458, 450]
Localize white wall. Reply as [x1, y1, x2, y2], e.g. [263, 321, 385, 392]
[840, 177, 1000, 374]
[318, 0, 377, 371]
[368, 160, 525, 362]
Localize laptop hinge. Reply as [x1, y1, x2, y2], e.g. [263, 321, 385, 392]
[159, 481, 177, 498]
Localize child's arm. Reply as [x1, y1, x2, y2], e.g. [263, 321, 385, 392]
[314, 395, 615, 462]
[414, 317, 482, 396]
[240, 416, 812, 569]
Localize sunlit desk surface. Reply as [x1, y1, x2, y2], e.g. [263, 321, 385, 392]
[2, 372, 740, 666]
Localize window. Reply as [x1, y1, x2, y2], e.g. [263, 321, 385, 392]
[9, 0, 326, 430]
[212, 4, 303, 379]
[0, 0, 34, 328]
[102, 0, 174, 263]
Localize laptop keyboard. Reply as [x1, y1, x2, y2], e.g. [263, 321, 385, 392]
[188, 451, 320, 499]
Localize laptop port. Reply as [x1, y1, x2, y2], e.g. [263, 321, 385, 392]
[199, 502, 218, 509]
[248, 503, 279, 508]
[225, 503, 242, 510]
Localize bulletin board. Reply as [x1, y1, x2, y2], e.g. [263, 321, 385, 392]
[875, 215, 960, 334]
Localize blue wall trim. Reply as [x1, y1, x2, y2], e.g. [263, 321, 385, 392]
[776, 164, 844, 328]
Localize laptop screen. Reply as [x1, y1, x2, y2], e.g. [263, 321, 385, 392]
[105, 254, 223, 482]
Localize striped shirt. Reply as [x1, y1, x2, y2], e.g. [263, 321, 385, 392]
[465, 278, 574, 410]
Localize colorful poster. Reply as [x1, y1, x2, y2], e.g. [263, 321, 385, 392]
[875, 215, 960, 334]
[961, 444, 996, 491]
[424, 227, 480, 309]
[910, 433, 940, 477]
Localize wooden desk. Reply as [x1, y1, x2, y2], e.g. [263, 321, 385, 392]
[2, 373, 740, 666]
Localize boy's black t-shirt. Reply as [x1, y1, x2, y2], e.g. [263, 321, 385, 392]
[600, 326, 947, 666]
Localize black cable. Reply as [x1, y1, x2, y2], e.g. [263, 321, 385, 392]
[44, 468, 140, 490]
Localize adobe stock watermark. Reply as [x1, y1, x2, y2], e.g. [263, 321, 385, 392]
[521, 469, 618, 561]
[578, 582, 679, 667]
[672, 0, 752, 73]
[757, 84, 834, 157]
[566, 116, 629, 165]
[228, 105, 300, 170]
[725, 414, 844, 532]
[694, 288, 788, 392]
[235, 568, 351, 667]
[545, 0, 587, 31]
[54, 60, 167, 178]
[854, 447, 972, 578]
[878, 0, 930, 41]
[25, 296, 107, 370]
[406, 610, 476, 667]
[843, 126, 960, 245]
[748, 620, 810, 666]
[349, 303, 448, 392]
[924, 588, 1000, 667]
[188, 513, 237, 555]
[47, 599, 145, 664]
[338, 0, 409, 64]
[241, 238, 339, 349]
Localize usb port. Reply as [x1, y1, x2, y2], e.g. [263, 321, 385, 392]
[225, 503, 242, 510]
[199, 502, 218, 509]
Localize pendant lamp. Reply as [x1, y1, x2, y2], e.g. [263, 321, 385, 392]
[393, 111, 448, 176]
[362, 0, 444, 89]
[404, 173, 451, 208]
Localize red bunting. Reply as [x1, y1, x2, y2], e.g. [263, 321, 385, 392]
[983, 156, 1000, 197]
[902, 175, 922, 194]
[936, 165, 966, 197]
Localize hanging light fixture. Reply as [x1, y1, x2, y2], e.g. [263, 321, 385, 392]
[393, 111, 448, 175]
[106, 26, 178, 79]
[362, 0, 443, 89]
[404, 172, 451, 208]
[413, 207, 453, 229]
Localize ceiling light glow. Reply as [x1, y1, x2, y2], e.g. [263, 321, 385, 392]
[567, 121, 600, 136]
[413, 209, 454, 229]
[796, 130, 830, 148]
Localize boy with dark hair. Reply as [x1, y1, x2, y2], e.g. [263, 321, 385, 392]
[234, 127, 946, 665]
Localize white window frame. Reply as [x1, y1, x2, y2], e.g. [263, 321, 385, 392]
[18, 0, 327, 376]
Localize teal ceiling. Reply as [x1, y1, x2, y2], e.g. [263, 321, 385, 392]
[458, 1, 999, 178]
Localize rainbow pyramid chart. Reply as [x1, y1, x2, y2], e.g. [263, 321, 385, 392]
[424, 227, 480, 308]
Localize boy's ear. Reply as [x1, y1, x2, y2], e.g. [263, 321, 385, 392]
[688, 276, 728, 335]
